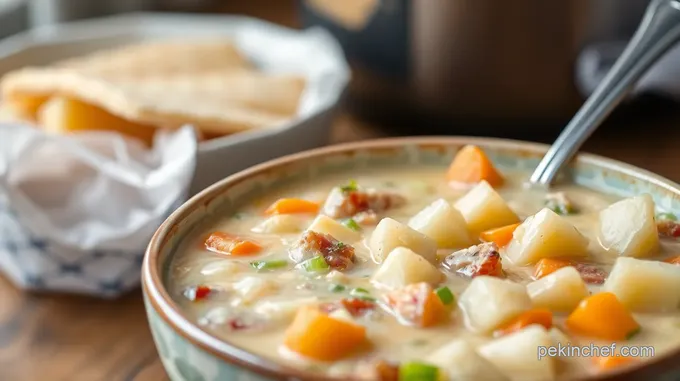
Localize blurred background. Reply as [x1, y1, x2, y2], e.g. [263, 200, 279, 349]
[4, 0, 678, 142]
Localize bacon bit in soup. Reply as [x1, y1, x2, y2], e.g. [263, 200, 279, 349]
[665, 255, 680, 265]
[204, 232, 262, 256]
[265, 198, 320, 215]
[494, 308, 553, 337]
[228, 318, 252, 331]
[443, 242, 503, 278]
[573, 263, 607, 284]
[322, 185, 406, 223]
[545, 191, 577, 215]
[183, 285, 212, 301]
[384, 283, 447, 328]
[289, 231, 355, 271]
[341, 298, 377, 317]
[658, 219, 680, 238]
[372, 360, 400, 381]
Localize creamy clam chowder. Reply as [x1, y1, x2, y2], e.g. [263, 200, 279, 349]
[169, 145, 680, 381]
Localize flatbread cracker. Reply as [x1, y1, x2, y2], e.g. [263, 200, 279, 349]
[0, 40, 306, 135]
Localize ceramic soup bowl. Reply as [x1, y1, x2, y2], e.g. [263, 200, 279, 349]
[142, 137, 680, 381]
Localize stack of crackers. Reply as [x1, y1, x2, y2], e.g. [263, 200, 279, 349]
[0, 40, 307, 145]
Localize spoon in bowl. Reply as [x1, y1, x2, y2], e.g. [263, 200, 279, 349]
[530, 0, 680, 187]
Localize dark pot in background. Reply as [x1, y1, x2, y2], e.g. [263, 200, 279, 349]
[300, 0, 653, 136]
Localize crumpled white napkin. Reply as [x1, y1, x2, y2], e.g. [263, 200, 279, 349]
[0, 124, 196, 296]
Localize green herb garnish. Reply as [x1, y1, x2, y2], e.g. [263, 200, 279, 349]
[328, 283, 346, 293]
[250, 260, 288, 271]
[626, 328, 641, 340]
[398, 362, 439, 381]
[545, 192, 576, 215]
[657, 212, 677, 221]
[349, 287, 375, 301]
[232, 212, 246, 220]
[299, 256, 330, 273]
[340, 179, 358, 193]
[435, 286, 455, 305]
[343, 218, 361, 231]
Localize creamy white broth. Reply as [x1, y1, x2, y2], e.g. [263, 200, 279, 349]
[169, 165, 680, 380]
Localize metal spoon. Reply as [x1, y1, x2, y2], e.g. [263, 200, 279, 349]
[530, 0, 680, 186]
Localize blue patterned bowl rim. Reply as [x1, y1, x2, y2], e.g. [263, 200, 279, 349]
[142, 136, 680, 381]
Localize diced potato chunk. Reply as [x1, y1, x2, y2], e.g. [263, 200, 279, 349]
[603, 257, 680, 312]
[454, 181, 519, 235]
[408, 198, 474, 248]
[526, 266, 589, 312]
[251, 214, 305, 234]
[368, 218, 437, 263]
[253, 297, 319, 323]
[199, 260, 244, 282]
[478, 325, 556, 381]
[231, 277, 278, 305]
[371, 247, 443, 289]
[505, 208, 589, 266]
[548, 327, 571, 347]
[598, 194, 659, 258]
[306, 215, 361, 243]
[458, 276, 532, 333]
[427, 339, 509, 381]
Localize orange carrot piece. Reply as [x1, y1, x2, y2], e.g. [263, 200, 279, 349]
[265, 198, 320, 215]
[494, 308, 553, 336]
[480, 223, 521, 247]
[593, 354, 636, 371]
[284, 305, 366, 361]
[446, 145, 504, 187]
[534, 258, 573, 279]
[384, 283, 447, 328]
[565, 292, 640, 341]
[664, 255, 680, 265]
[421, 291, 448, 327]
[229, 240, 263, 256]
[204, 232, 262, 256]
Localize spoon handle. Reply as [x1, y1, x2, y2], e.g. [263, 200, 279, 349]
[530, 0, 680, 186]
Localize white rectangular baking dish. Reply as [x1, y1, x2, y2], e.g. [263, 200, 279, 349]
[0, 12, 350, 194]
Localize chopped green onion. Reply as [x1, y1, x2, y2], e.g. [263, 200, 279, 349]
[299, 256, 330, 273]
[340, 179, 358, 193]
[351, 287, 370, 295]
[546, 201, 574, 215]
[657, 212, 677, 221]
[343, 218, 361, 231]
[328, 283, 346, 293]
[435, 286, 455, 305]
[349, 287, 375, 301]
[232, 212, 245, 220]
[250, 260, 288, 271]
[398, 362, 439, 381]
[626, 327, 641, 340]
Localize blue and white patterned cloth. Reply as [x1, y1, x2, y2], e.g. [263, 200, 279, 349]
[0, 125, 196, 297]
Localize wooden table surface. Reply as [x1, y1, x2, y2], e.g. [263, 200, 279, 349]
[4, 2, 680, 381]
